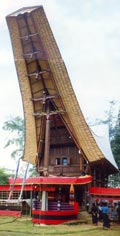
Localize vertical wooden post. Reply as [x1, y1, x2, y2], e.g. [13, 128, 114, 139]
[41, 101, 50, 211]
[79, 150, 83, 174]
[30, 190, 32, 216]
[93, 168, 96, 186]
[98, 171, 101, 187]
[43, 101, 50, 176]
[85, 162, 89, 174]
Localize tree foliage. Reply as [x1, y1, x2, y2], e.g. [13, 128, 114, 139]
[88, 100, 120, 187]
[111, 111, 120, 166]
[88, 101, 117, 139]
[88, 101, 120, 166]
[3, 116, 37, 177]
[0, 169, 9, 185]
[3, 116, 25, 159]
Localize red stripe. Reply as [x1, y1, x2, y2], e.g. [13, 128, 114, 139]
[0, 210, 21, 217]
[32, 209, 78, 216]
[32, 218, 76, 225]
[9, 176, 92, 185]
[32, 203, 78, 225]
[89, 187, 120, 196]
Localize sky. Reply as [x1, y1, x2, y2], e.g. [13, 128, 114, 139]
[0, 0, 120, 170]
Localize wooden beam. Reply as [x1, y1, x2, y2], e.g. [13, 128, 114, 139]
[31, 93, 59, 103]
[43, 101, 50, 176]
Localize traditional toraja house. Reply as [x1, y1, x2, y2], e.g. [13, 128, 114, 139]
[4, 6, 119, 224]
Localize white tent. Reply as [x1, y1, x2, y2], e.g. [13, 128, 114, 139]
[90, 125, 118, 170]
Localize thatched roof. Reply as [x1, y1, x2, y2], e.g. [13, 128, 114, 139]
[6, 6, 118, 173]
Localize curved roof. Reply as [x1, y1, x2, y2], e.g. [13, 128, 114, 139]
[6, 6, 118, 173]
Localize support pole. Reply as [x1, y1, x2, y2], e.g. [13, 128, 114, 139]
[79, 150, 83, 175]
[41, 191, 48, 211]
[41, 101, 50, 212]
[43, 101, 50, 176]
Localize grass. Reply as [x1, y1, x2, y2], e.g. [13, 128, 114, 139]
[0, 216, 120, 236]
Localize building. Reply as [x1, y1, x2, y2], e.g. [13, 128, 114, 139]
[5, 6, 118, 224]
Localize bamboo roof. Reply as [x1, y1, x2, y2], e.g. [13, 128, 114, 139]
[6, 6, 118, 172]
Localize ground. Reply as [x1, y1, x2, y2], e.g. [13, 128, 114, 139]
[0, 216, 120, 236]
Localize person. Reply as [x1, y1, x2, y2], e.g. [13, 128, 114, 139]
[110, 202, 118, 222]
[110, 205, 117, 222]
[117, 202, 120, 223]
[101, 202, 110, 229]
[86, 201, 90, 212]
[91, 203, 98, 225]
[97, 203, 103, 221]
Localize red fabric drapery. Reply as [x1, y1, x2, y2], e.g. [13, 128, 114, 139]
[89, 187, 120, 196]
[9, 175, 92, 186]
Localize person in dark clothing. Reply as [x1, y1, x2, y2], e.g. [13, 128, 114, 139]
[117, 202, 120, 223]
[97, 203, 103, 221]
[86, 201, 90, 212]
[101, 202, 110, 229]
[91, 203, 98, 225]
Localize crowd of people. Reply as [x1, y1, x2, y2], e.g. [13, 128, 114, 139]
[90, 201, 120, 229]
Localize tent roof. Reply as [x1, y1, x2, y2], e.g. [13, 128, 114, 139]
[91, 125, 118, 170]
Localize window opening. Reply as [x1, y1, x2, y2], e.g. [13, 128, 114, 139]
[62, 157, 68, 166]
[56, 158, 61, 165]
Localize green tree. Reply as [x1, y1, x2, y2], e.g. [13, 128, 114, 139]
[88, 100, 117, 140]
[89, 101, 120, 187]
[3, 116, 24, 159]
[111, 110, 120, 166]
[0, 168, 9, 185]
[3, 116, 37, 177]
